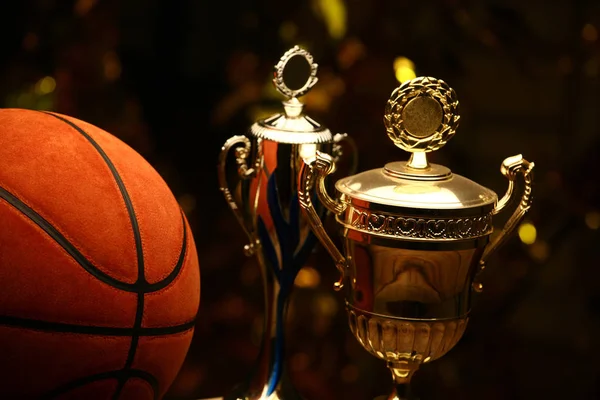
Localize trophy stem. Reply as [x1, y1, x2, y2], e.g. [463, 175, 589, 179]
[225, 255, 301, 400]
[383, 360, 419, 400]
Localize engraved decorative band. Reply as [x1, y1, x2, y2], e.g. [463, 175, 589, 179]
[341, 206, 493, 240]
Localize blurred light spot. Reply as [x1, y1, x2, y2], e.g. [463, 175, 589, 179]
[74, 0, 97, 16]
[423, 356, 431, 363]
[294, 266, 321, 288]
[16, 92, 35, 108]
[529, 240, 549, 262]
[22, 32, 38, 51]
[35, 76, 56, 95]
[35, 96, 54, 111]
[337, 38, 366, 69]
[103, 51, 122, 81]
[240, 263, 259, 286]
[480, 29, 498, 47]
[315, 0, 347, 40]
[340, 364, 359, 383]
[304, 89, 331, 112]
[585, 211, 600, 230]
[312, 293, 338, 316]
[557, 56, 573, 75]
[584, 58, 598, 77]
[393, 57, 416, 83]
[518, 222, 537, 245]
[279, 21, 298, 42]
[177, 193, 196, 214]
[582, 23, 598, 42]
[290, 352, 311, 372]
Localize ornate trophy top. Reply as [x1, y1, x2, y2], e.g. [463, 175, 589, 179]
[334, 76, 498, 215]
[250, 45, 333, 144]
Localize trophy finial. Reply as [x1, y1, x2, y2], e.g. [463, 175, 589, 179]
[273, 45, 319, 100]
[250, 45, 331, 144]
[383, 76, 460, 169]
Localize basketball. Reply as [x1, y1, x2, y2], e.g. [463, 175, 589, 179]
[0, 109, 200, 399]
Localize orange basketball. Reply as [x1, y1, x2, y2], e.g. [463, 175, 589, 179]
[0, 109, 200, 399]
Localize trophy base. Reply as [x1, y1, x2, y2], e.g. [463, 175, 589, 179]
[220, 373, 304, 400]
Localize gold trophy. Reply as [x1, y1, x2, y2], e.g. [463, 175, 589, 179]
[218, 46, 356, 399]
[299, 76, 534, 399]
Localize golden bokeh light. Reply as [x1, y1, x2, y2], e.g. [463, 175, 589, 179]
[582, 23, 598, 42]
[518, 222, 537, 245]
[103, 52, 122, 81]
[585, 211, 600, 230]
[294, 266, 321, 288]
[35, 76, 56, 95]
[529, 240, 549, 262]
[315, 0, 347, 40]
[312, 293, 338, 317]
[279, 21, 298, 42]
[393, 56, 417, 83]
[74, 0, 97, 16]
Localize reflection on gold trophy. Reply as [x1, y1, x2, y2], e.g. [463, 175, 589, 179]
[299, 76, 534, 399]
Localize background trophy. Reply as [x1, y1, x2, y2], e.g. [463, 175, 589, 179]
[218, 46, 356, 400]
[299, 76, 534, 399]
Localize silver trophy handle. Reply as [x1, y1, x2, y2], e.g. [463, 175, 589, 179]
[218, 135, 262, 256]
[299, 151, 347, 291]
[472, 154, 534, 292]
[332, 132, 359, 176]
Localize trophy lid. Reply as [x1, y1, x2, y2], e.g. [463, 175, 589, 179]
[249, 46, 332, 144]
[335, 76, 497, 214]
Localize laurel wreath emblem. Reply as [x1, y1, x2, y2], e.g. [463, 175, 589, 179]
[384, 76, 460, 152]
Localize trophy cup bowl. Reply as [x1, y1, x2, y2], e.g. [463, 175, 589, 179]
[299, 76, 534, 399]
[218, 46, 356, 400]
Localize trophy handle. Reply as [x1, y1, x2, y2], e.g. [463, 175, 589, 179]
[332, 133, 359, 175]
[218, 135, 262, 256]
[299, 151, 347, 291]
[472, 154, 534, 292]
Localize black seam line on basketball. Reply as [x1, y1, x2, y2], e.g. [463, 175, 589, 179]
[112, 294, 145, 399]
[38, 112, 188, 293]
[0, 187, 187, 293]
[0, 185, 139, 292]
[112, 295, 143, 399]
[0, 314, 196, 335]
[0, 186, 188, 293]
[42, 369, 159, 400]
[41, 111, 146, 283]
[144, 211, 188, 292]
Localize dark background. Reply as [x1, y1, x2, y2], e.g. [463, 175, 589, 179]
[1, 0, 600, 399]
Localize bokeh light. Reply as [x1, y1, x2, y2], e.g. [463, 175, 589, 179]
[295, 266, 321, 288]
[585, 211, 600, 230]
[35, 77, 56, 95]
[581, 23, 598, 42]
[518, 222, 537, 245]
[393, 57, 417, 83]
